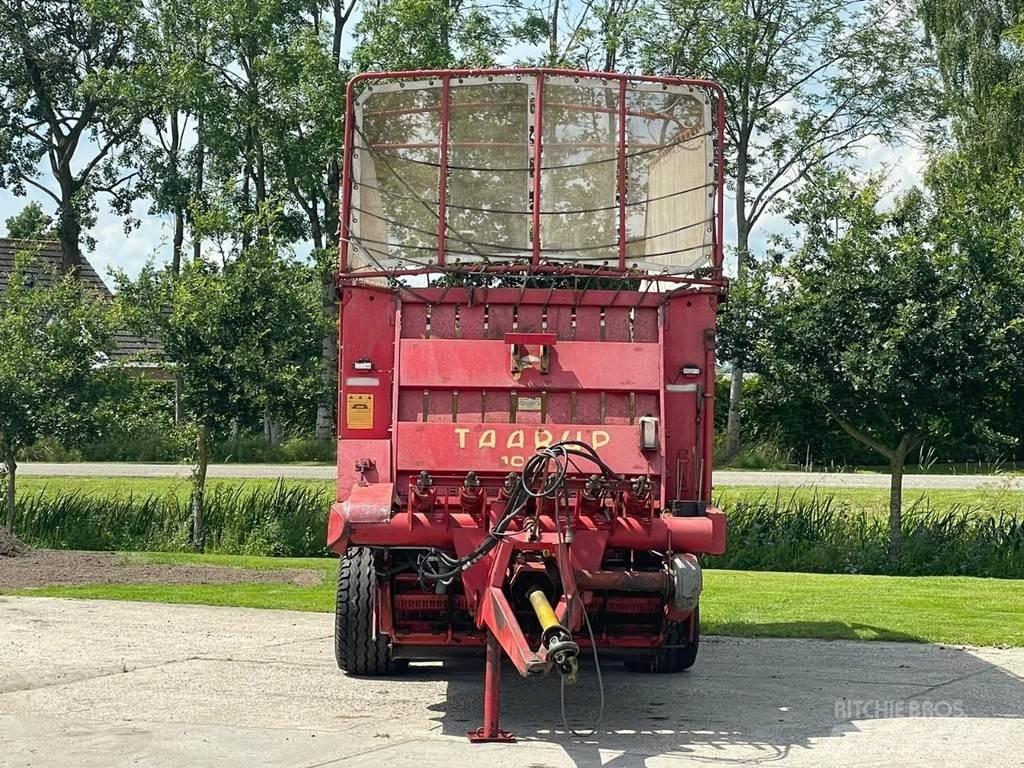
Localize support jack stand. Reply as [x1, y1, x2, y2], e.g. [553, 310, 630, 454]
[467, 632, 516, 743]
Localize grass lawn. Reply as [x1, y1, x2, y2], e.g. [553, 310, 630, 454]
[5, 552, 1023, 647]
[713, 485, 1024, 516]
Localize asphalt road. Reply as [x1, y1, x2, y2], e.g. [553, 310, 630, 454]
[2, 597, 1023, 767]
[17, 461, 1024, 489]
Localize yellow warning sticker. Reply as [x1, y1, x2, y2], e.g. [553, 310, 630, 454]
[346, 393, 374, 430]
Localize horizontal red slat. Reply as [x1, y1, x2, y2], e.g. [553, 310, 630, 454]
[398, 339, 661, 391]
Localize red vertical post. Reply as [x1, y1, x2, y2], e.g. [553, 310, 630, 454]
[616, 78, 628, 271]
[702, 322, 717, 501]
[437, 74, 451, 267]
[339, 79, 357, 272]
[715, 87, 725, 274]
[531, 73, 545, 269]
[467, 632, 516, 743]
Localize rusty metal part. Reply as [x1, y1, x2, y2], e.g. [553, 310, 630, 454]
[574, 569, 673, 597]
[669, 553, 703, 616]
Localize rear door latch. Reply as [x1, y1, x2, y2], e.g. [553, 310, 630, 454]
[504, 332, 556, 379]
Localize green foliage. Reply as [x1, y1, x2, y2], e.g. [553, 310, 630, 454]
[117, 235, 324, 437]
[0, 0, 148, 263]
[643, 0, 936, 255]
[751, 169, 1021, 464]
[921, 0, 1024, 166]
[353, 0, 508, 70]
[13, 480, 329, 556]
[4, 202, 58, 240]
[0, 252, 114, 457]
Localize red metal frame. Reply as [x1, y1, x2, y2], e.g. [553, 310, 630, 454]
[617, 77, 628, 267]
[331, 68, 728, 744]
[338, 68, 727, 284]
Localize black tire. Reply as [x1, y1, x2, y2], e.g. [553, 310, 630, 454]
[624, 606, 700, 673]
[334, 547, 404, 675]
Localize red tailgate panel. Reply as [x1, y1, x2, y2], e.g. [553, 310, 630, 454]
[395, 422, 659, 475]
[398, 339, 661, 392]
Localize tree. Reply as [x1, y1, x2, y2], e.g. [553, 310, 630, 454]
[116, 228, 323, 548]
[0, 250, 113, 531]
[750, 168, 1023, 563]
[641, 0, 936, 457]
[4, 201, 57, 240]
[920, 0, 1024, 167]
[352, 0, 507, 70]
[195, 0, 349, 441]
[0, 0, 147, 270]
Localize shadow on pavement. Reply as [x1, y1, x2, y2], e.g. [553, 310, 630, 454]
[414, 623, 1024, 767]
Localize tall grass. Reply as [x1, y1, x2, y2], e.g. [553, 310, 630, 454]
[14, 481, 330, 556]
[12, 485, 1024, 577]
[711, 492, 1024, 578]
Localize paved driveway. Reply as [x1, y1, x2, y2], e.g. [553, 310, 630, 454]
[2, 597, 1023, 767]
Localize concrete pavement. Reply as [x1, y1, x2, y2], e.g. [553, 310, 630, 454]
[17, 461, 1024, 489]
[2, 596, 1023, 767]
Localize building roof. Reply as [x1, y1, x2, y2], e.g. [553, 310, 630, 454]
[0, 238, 166, 365]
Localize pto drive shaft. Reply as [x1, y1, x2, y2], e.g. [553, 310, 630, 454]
[527, 587, 580, 680]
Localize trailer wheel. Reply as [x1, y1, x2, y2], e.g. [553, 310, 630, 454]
[334, 548, 405, 676]
[625, 606, 700, 673]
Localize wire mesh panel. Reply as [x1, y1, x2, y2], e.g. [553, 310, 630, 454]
[541, 77, 621, 265]
[343, 70, 719, 279]
[446, 78, 531, 263]
[624, 83, 713, 273]
[351, 83, 441, 270]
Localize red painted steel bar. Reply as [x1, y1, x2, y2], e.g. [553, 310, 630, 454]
[328, 507, 727, 554]
[342, 263, 726, 287]
[617, 77, 628, 271]
[715, 89, 725, 272]
[436, 74, 451, 266]
[467, 633, 516, 742]
[531, 74, 545, 269]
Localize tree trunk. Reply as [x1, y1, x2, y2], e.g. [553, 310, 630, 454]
[170, 110, 184, 274]
[263, 408, 282, 447]
[192, 114, 205, 262]
[3, 445, 16, 533]
[262, 408, 281, 447]
[725, 205, 750, 458]
[172, 185, 185, 424]
[888, 454, 904, 568]
[191, 425, 209, 551]
[833, 418, 915, 568]
[549, 0, 560, 63]
[57, 179, 83, 273]
[172, 206, 184, 275]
